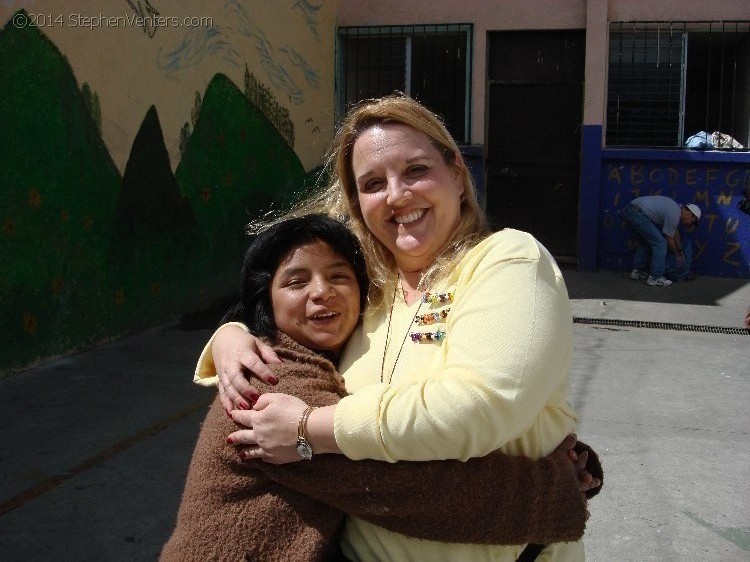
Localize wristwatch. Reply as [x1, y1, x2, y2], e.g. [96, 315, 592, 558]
[296, 406, 317, 460]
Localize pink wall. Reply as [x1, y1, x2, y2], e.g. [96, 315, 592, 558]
[338, 0, 587, 146]
[339, 0, 750, 144]
[608, 0, 750, 23]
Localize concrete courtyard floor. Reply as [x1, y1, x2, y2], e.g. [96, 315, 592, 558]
[1, 269, 748, 561]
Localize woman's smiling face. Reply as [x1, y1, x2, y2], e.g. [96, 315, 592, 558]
[270, 240, 361, 356]
[352, 123, 465, 274]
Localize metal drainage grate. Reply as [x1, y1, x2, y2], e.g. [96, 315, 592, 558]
[573, 317, 750, 336]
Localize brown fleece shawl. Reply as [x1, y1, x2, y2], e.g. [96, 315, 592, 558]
[161, 333, 602, 562]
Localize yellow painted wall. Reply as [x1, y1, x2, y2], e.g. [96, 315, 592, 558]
[0, 0, 336, 171]
[0, 0, 337, 373]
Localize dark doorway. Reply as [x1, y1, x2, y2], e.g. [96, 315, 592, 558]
[486, 31, 585, 259]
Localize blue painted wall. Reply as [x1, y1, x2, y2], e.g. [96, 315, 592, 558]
[578, 125, 603, 270]
[595, 150, 750, 278]
[460, 144, 486, 205]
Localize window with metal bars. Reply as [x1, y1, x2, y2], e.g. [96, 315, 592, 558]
[606, 21, 750, 149]
[337, 24, 472, 144]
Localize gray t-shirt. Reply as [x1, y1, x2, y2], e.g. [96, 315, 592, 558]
[631, 196, 681, 236]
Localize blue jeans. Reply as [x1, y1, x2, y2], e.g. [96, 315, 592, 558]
[622, 204, 667, 278]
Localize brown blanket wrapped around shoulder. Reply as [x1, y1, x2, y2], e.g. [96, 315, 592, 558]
[161, 334, 602, 562]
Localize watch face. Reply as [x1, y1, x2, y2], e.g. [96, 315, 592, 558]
[296, 441, 313, 460]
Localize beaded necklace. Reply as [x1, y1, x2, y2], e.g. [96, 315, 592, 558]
[379, 282, 453, 384]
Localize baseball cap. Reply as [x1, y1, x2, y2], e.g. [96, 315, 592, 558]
[685, 203, 701, 221]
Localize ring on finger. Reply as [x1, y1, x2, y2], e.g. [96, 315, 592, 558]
[241, 447, 260, 459]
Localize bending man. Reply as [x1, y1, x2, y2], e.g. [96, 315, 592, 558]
[622, 195, 701, 286]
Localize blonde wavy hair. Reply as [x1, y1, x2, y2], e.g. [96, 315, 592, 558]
[251, 94, 490, 310]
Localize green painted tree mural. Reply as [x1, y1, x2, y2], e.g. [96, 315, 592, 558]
[0, 11, 308, 373]
[0, 14, 121, 369]
[82, 82, 103, 134]
[179, 90, 202, 157]
[109, 105, 202, 328]
[176, 73, 306, 298]
[244, 64, 295, 148]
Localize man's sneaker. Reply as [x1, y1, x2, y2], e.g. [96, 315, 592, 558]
[646, 275, 672, 286]
[630, 269, 648, 280]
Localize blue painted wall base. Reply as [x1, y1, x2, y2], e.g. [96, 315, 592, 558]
[596, 149, 750, 278]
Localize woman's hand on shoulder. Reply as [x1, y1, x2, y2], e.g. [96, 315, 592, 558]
[213, 324, 281, 412]
[229, 393, 308, 464]
[229, 396, 340, 464]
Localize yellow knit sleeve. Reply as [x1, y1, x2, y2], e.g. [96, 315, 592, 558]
[193, 322, 250, 387]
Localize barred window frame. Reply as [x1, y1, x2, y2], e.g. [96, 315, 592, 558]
[336, 24, 473, 144]
[606, 20, 750, 150]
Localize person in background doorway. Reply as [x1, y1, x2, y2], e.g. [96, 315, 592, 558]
[622, 195, 701, 286]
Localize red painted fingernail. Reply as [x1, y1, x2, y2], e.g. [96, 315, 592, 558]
[239, 402, 250, 410]
[226, 437, 233, 445]
[268, 376, 278, 385]
[249, 393, 260, 402]
[238, 451, 246, 459]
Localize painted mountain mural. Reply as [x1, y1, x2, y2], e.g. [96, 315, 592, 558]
[0, 14, 121, 368]
[108, 104, 203, 329]
[176, 73, 306, 296]
[114, 105, 199, 247]
[0, 11, 307, 372]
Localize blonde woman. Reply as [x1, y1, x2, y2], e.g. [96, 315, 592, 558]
[198, 95, 601, 561]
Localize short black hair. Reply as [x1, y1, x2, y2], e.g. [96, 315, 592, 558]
[221, 214, 369, 339]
